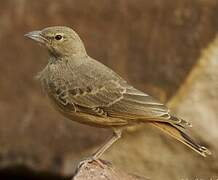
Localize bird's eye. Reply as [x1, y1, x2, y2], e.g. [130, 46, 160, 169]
[55, 35, 63, 40]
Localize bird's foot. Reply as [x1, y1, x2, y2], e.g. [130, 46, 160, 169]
[77, 156, 111, 169]
[73, 157, 112, 178]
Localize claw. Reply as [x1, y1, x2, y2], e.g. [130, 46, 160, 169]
[77, 157, 108, 169]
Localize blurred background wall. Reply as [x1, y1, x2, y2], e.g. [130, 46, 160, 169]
[0, 0, 218, 179]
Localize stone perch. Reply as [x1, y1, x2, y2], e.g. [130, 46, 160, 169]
[72, 160, 148, 180]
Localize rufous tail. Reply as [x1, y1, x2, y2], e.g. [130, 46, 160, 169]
[151, 122, 211, 157]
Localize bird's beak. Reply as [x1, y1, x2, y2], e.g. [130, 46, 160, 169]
[24, 30, 48, 44]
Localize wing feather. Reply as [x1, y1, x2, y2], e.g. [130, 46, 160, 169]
[64, 79, 190, 127]
[42, 57, 191, 127]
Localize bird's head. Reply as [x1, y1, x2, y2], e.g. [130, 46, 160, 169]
[25, 26, 87, 58]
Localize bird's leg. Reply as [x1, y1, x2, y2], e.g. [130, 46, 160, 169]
[78, 129, 122, 168]
[92, 129, 122, 159]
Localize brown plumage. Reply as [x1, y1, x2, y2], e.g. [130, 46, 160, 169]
[25, 26, 211, 161]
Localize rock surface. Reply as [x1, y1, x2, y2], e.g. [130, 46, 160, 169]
[73, 160, 147, 180]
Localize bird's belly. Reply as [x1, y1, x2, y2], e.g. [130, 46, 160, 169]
[47, 93, 128, 128]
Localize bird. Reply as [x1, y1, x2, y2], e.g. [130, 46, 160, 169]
[25, 26, 211, 164]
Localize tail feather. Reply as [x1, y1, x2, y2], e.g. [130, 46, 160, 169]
[151, 122, 211, 157]
[170, 115, 192, 128]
